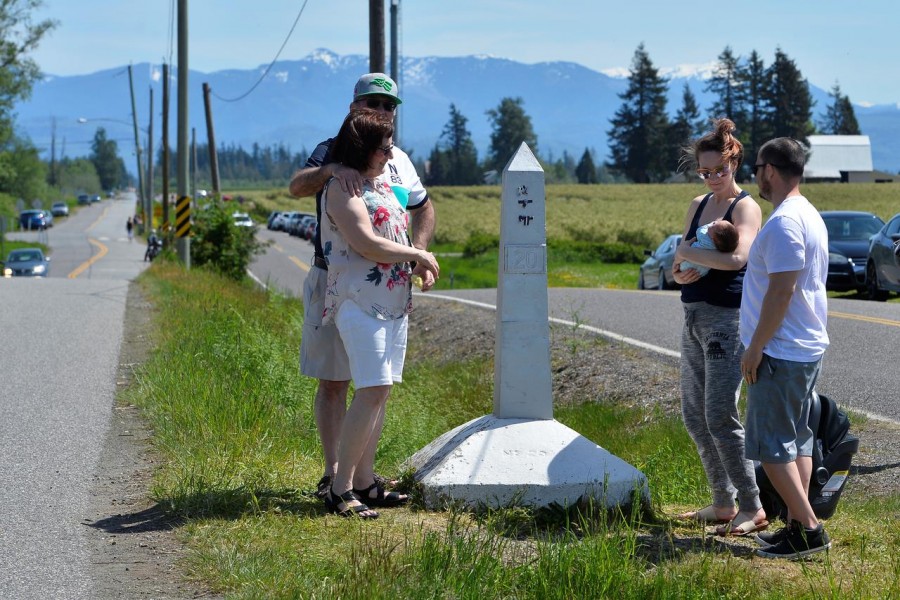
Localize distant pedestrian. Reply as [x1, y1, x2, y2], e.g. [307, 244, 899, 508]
[672, 118, 768, 537]
[126, 216, 134, 241]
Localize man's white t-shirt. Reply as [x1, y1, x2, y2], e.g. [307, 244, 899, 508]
[739, 195, 830, 361]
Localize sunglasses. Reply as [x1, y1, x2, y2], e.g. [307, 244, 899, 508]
[377, 143, 394, 154]
[365, 98, 397, 112]
[696, 165, 731, 181]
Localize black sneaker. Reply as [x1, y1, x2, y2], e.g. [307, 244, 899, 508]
[756, 521, 831, 559]
[755, 523, 790, 547]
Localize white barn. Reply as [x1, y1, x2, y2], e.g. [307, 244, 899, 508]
[804, 135, 876, 182]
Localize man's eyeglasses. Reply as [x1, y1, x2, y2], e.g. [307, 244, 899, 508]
[365, 98, 397, 112]
[755, 163, 786, 173]
[696, 165, 730, 180]
[377, 143, 394, 154]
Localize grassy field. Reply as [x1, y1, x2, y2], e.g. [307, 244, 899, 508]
[128, 263, 900, 599]
[238, 182, 900, 296]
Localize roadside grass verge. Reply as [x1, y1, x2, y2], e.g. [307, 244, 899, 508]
[128, 263, 900, 599]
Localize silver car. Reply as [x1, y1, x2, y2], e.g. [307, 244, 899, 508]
[639, 234, 682, 290]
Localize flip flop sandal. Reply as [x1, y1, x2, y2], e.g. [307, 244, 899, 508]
[677, 504, 734, 524]
[716, 515, 770, 537]
[352, 482, 409, 508]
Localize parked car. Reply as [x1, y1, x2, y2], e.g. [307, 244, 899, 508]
[821, 211, 885, 292]
[232, 212, 255, 228]
[77, 194, 91, 205]
[864, 212, 900, 301]
[18, 209, 50, 231]
[266, 211, 282, 230]
[292, 215, 316, 238]
[2, 248, 50, 277]
[41, 209, 54, 227]
[302, 218, 318, 241]
[51, 201, 69, 217]
[639, 234, 682, 290]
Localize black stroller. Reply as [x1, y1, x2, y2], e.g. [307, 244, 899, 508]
[755, 392, 859, 520]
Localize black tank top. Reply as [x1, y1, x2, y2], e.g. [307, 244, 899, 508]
[680, 191, 749, 308]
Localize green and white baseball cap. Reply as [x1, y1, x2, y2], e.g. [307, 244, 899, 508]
[353, 73, 402, 104]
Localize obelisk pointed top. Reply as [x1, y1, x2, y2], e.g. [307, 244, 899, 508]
[504, 142, 543, 173]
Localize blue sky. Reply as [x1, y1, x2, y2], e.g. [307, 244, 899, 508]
[32, 0, 900, 106]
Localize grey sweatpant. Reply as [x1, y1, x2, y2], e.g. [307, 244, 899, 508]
[681, 302, 761, 512]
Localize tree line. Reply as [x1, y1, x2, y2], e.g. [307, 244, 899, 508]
[425, 44, 861, 186]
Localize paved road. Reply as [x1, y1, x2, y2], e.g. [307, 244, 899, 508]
[249, 229, 899, 423]
[1, 195, 148, 599]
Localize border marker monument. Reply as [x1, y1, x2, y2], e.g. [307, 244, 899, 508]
[407, 143, 647, 510]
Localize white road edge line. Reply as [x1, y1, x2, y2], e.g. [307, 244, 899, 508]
[417, 292, 900, 425]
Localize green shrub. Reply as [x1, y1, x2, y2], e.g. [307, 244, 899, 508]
[547, 239, 643, 264]
[190, 200, 269, 280]
[463, 231, 500, 257]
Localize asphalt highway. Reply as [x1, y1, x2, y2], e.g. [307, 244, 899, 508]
[1, 194, 148, 599]
[250, 228, 900, 423]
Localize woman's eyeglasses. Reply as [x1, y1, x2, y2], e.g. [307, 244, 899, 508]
[696, 165, 730, 181]
[365, 99, 397, 112]
[377, 144, 394, 154]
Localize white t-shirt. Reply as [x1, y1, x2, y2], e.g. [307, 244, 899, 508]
[739, 195, 830, 361]
[382, 146, 427, 211]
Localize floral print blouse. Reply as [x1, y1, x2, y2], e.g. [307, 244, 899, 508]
[321, 176, 413, 323]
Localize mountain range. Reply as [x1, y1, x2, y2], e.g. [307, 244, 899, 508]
[15, 48, 900, 175]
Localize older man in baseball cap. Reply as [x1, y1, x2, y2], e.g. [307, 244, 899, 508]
[289, 72, 435, 509]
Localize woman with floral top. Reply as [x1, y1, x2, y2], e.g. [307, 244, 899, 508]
[319, 109, 439, 519]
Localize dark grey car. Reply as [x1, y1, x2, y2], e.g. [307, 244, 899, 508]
[821, 211, 885, 292]
[865, 212, 900, 301]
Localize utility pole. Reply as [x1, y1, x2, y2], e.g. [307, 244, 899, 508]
[128, 65, 147, 233]
[369, 0, 385, 73]
[202, 82, 220, 196]
[162, 63, 170, 240]
[176, 0, 190, 267]
[390, 0, 400, 144]
[147, 87, 154, 228]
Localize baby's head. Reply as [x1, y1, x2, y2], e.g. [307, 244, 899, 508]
[708, 220, 739, 253]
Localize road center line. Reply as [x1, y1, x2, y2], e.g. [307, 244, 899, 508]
[68, 238, 108, 279]
[828, 310, 900, 328]
[288, 255, 310, 272]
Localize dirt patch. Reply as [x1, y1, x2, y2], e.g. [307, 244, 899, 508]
[84, 282, 216, 599]
[408, 297, 900, 500]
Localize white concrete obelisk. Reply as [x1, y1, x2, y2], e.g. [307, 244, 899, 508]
[407, 143, 647, 510]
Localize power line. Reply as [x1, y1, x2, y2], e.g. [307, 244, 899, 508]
[211, 0, 310, 103]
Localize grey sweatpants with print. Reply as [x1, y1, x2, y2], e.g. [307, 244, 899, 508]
[681, 302, 761, 512]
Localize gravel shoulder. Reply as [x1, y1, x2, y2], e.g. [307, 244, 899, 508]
[85, 287, 898, 597]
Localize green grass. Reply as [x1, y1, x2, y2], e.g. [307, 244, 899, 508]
[128, 263, 900, 599]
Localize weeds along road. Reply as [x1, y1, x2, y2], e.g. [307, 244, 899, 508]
[0, 195, 148, 599]
[250, 230, 900, 423]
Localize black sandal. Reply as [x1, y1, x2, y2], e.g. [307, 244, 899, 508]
[352, 481, 409, 508]
[315, 475, 332, 499]
[327, 486, 379, 519]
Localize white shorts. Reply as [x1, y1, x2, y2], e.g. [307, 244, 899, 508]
[334, 299, 408, 389]
[299, 266, 351, 381]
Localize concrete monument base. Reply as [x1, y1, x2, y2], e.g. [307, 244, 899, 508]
[406, 415, 648, 510]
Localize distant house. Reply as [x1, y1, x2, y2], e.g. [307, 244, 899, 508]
[804, 135, 886, 183]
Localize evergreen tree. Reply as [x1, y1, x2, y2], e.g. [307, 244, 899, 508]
[89, 127, 125, 191]
[669, 83, 705, 176]
[425, 143, 451, 185]
[736, 50, 772, 179]
[765, 48, 816, 142]
[606, 43, 671, 183]
[439, 104, 481, 185]
[486, 97, 537, 173]
[820, 82, 861, 135]
[706, 46, 745, 124]
[574, 148, 598, 184]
